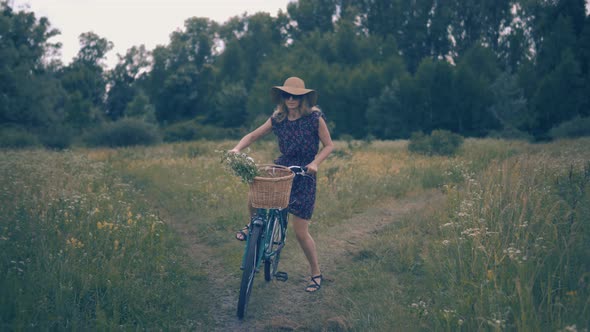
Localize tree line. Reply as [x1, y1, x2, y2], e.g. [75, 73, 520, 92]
[1, 0, 589, 148]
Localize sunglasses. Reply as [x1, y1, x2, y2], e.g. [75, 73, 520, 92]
[281, 92, 302, 100]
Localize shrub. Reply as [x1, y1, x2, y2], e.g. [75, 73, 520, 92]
[83, 118, 162, 148]
[430, 129, 464, 155]
[0, 127, 40, 149]
[408, 130, 464, 156]
[163, 120, 244, 142]
[163, 121, 202, 142]
[38, 125, 74, 150]
[488, 126, 533, 141]
[407, 131, 430, 155]
[549, 116, 590, 139]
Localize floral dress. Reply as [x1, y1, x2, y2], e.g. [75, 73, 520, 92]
[271, 111, 326, 220]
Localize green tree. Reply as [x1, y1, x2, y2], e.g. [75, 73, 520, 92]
[579, 16, 590, 115]
[536, 15, 578, 76]
[124, 90, 156, 124]
[452, 45, 500, 136]
[366, 80, 406, 139]
[448, 0, 512, 55]
[0, 2, 63, 130]
[145, 17, 218, 124]
[210, 81, 248, 127]
[75, 31, 113, 67]
[397, 0, 437, 73]
[525, 3, 587, 137]
[332, 15, 361, 65]
[287, 0, 336, 35]
[58, 32, 113, 130]
[414, 58, 455, 132]
[217, 13, 284, 89]
[532, 49, 584, 136]
[358, 0, 442, 72]
[106, 45, 151, 120]
[488, 72, 529, 135]
[359, 0, 403, 39]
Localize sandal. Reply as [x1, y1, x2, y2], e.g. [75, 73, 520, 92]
[305, 274, 323, 293]
[235, 225, 249, 241]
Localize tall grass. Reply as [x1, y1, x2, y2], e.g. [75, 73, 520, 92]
[0, 150, 208, 330]
[424, 154, 589, 331]
[2, 137, 587, 330]
[329, 138, 589, 331]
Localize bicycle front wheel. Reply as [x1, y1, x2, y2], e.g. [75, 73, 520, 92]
[237, 224, 261, 319]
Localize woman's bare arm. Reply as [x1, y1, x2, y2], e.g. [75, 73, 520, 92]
[306, 117, 334, 174]
[230, 118, 272, 153]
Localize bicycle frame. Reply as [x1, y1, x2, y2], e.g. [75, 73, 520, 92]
[237, 165, 307, 319]
[240, 208, 288, 272]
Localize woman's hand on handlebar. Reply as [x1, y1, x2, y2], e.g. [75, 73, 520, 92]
[305, 162, 318, 175]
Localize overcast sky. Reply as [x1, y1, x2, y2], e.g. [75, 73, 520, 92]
[10, 0, 293, 68]
[10, 0, 590, 68]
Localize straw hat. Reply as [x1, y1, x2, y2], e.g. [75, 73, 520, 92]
[271, 77, 317, 105]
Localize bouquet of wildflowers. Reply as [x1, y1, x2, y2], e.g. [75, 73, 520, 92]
[219, 150, 259, 184]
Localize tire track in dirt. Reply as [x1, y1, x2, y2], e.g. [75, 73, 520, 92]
[253, 188, 446, 331]
[161, 188, 445, 331]
[153, 210, 247, 331]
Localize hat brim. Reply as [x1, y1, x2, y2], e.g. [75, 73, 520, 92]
[271, 86, 317, 105]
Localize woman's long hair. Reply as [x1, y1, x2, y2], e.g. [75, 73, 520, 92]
[271, 94, 318, 122]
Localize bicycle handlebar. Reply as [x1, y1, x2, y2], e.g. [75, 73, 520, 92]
[287, 165, 308, 176]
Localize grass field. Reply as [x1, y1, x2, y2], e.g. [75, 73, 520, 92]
[1, 137, 588, 331]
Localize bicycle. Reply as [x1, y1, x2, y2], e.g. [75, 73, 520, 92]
[236, 165, 307, 319]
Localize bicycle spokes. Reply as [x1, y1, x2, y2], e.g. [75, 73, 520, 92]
[238, 209, 289, 319]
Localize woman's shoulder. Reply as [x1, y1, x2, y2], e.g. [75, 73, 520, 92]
[310, 107, 326, 120]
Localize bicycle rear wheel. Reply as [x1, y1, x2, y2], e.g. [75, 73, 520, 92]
[237, 224, 262, 319]
[264, 212, 286, 281]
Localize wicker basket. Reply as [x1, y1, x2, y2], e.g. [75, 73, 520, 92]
[248, 164, 295, 209]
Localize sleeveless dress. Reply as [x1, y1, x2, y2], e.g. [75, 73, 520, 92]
[271, 111, 326, 220]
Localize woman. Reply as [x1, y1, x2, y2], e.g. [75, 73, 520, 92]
[230, 76, 334, 293]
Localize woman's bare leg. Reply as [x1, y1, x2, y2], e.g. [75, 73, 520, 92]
[291, 215, 322, 290]
[236, 203, 256, 241]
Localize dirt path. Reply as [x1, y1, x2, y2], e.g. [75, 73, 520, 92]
[162, 189, 445, 331]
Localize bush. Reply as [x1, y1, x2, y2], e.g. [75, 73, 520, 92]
[408, 129, 464, 156]
[163, 121, 199, 142]
[549, 116, 590, 139]
[163, 120, 244, 142]
[83, 118, 162, 148]
[38, 125, 74, 150]
[407, 131, 430, 155]
[488, 126, 533, 141]
[0, 127, 40, 149]
[430, 129, 464, 155]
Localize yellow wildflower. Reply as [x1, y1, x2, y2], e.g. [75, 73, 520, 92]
[114, 239, 119, 251]
[487, 269, 494, 281]
[66, 237, 84, 249]
[97, 221, 116, 230]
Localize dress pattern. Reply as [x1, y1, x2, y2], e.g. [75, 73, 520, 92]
[271, 111, 325, 220]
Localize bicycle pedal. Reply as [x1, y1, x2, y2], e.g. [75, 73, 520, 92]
[275, 271, 288, 281]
